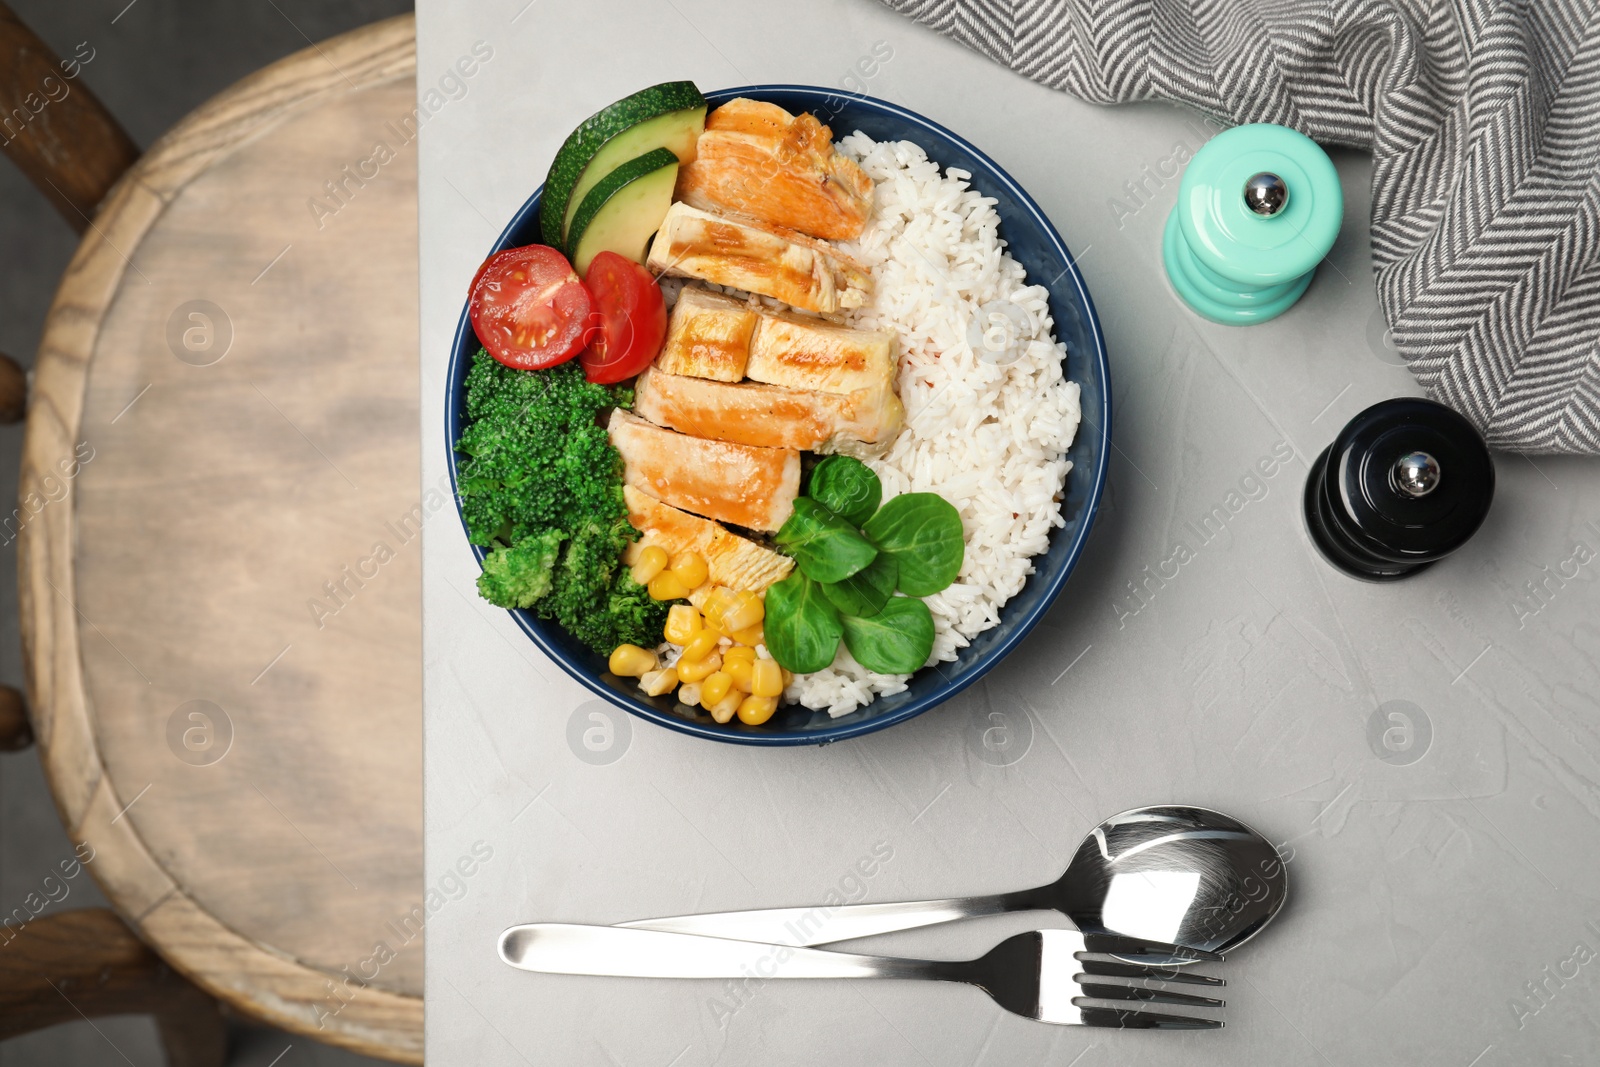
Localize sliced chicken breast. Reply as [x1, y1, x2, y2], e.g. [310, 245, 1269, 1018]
[622, 486, 794, 603]
[655, 287, 759, 382]
[608, 408, 799, 532]
[646, 202, 870, 314]
[746, 310, 897, 395]
[633, 366, 903, 451]
[675, 98, 874, 241]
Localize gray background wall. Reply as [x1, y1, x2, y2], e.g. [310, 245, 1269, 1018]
[0, 3, 410, 1064]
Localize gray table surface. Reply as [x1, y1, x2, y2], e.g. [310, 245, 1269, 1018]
[417, 3, 1600, 1063]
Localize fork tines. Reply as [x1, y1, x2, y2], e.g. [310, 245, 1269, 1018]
[1077, 957, 1226, 986]
[1073, 936, 1226, 1029]
[1077, 1006, 1225, 1030]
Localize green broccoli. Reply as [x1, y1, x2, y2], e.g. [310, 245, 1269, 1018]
[539, 517, 669, 653]
[455, 352, 631, 546]
[593, 572, 671, 651]
[476, 529, 563, 609]
[456, 350, 667, 655]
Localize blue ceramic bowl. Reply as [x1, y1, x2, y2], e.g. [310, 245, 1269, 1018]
[445, 85, 1111, 746]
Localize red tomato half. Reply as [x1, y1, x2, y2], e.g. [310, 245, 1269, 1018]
[579, 251, 667, 384]
[469, 244, 593, 370]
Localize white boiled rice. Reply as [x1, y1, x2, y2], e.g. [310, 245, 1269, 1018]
[782, 133, 1082, 717]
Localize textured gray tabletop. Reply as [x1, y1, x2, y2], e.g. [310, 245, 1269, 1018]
[418, 3, 1600, 1063]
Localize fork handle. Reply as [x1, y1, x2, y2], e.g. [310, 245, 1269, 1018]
[500, 924, 957, 982]
[614, 893, 1026, 946]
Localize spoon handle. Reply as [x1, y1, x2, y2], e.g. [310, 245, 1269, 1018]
[614, 891, 1033, 946]
[500, 923, 954, 981]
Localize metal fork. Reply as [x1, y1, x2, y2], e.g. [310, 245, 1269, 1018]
[498, 924, 1225, 1029]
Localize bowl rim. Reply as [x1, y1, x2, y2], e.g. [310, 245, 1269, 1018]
[443, 83, 1112, 746]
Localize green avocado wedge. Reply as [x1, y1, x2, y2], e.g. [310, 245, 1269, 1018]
[567, 148, 679, 275]
[539, 81, 706, 249]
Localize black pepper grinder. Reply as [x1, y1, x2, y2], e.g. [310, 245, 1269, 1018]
[1304, 397, 1495, 581]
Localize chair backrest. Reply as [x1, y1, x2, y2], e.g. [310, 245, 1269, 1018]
[0, 0, 138, 231]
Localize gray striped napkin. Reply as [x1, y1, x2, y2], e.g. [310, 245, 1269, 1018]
[880, 0, 1600, 454]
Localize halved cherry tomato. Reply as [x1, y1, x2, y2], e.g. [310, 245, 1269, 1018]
[469, 244, 592, 370]
[579, 251, 667, 384]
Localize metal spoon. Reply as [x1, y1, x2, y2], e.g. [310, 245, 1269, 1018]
[617, 805, 1287, 961]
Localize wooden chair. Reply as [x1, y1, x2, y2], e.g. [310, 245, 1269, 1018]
[1, 6, 423, 1062]
[0, 909, 227, 1067]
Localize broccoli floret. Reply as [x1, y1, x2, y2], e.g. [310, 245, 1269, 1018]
[596, 571, 672, 651]
[477, 529, 563, 609]
[454, 352, 666, 655]
[455, 352, 630, 546]
[538, 517, 666, 653]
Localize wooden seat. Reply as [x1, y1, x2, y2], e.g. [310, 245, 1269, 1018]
[14, 13, 423, 1063]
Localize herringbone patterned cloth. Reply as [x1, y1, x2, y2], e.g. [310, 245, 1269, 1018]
[881, 0, 1600, 453]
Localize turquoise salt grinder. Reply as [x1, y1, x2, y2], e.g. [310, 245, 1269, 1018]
[1162, 123, 1342, 325]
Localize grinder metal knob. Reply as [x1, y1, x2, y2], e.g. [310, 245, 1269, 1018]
[1303, 398, 1494, 581]
[1392, 451, 1441, 497]
[1244, 172, 1290, 216]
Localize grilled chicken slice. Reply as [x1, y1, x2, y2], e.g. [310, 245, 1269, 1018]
[607, 408, 799, 532]
[622, 486, 793, 604]
[675, 98, 874, 241]
[646, 203, 870, 314]
[633, 366, 903, 451]
[746, 310, 897, 395]
[655, 287, 760, 382]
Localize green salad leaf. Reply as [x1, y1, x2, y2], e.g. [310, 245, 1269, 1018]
[763, 571, 843, 674]
[862, 492, 965, 596]
[841, 596, 935, 674]
[768, 475, 965, 681]
[808, 455, 882, 527]
[821, 553, 897, 618]
[774, 498, 878, 584]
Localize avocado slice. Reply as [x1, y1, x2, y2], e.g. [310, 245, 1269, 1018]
[567, 148, 679, 275]
[539, 81, 705, 248]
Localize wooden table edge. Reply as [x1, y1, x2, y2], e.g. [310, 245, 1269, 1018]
[17, 14, 423, 1063]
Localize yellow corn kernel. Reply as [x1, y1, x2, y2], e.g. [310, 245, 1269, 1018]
[700, 671, 733, 707]
[751, 659, 784, 698]
[669, 551, 708, 590]
[729, 624, 765, 647]
[724, 657, 754, 692]
[630, 545, 668, 586]
[608, 644, 657, 678]
[664, 604, 702, 645]
[677, 682, 702, 707]
[707, 691, 741, 724]
[700, 587, 737, 626]
[781, 668, 793, 687]
[717, 590, 764, 634]
[736, 694, 778, 725]
[722, 645, 756, 664]
[677, 652, 722, 684]
[681, 629, 720, 663]
[648, 571, 691, 601]
[638, 667, 678, 697]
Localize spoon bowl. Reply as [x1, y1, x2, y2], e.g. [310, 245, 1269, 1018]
[1048, 805, 1287, 962]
